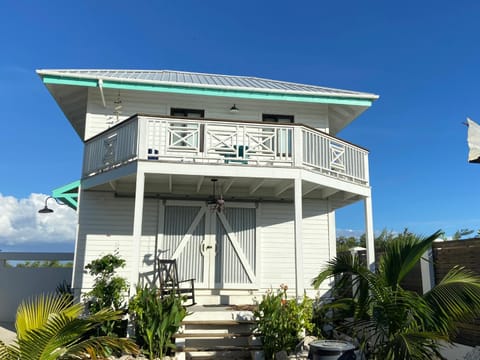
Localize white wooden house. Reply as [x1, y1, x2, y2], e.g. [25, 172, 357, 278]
[38, 69, 378, 304]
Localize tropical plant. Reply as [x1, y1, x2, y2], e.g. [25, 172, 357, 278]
[312, 230, 480, 359]
[253, 284, 313, 359]
[83, 253, 128, 336]
[0, 293, 138, 360]
[129, 286, 187, 359]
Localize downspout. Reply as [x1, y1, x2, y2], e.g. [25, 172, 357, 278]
[98, 79, 107, 108]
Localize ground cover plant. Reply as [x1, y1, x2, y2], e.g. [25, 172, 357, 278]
[313, 230, 480, 359]
[0, 293, 138, 360]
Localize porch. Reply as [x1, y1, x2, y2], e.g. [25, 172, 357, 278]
[76, 115, 375, 299]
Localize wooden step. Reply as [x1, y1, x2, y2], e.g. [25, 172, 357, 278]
[181, 320, 255, 326]
[174, 332, 253, 338]
[177, 345, 263, 352]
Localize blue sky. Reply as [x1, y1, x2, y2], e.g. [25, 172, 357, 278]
[1, 0, 480, 250]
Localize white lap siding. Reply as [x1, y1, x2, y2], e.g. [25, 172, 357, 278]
[73, 192, 159, 295]
[258, 200, 331, 296]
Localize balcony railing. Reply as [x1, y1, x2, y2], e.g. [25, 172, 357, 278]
[82, 115, 369, 185]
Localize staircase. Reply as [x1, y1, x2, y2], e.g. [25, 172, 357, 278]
[174, 305, 263, 360]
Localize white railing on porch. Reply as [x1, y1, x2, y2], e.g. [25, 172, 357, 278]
[82, 116, 369, 185]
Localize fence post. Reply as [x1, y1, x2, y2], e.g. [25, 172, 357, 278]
[420, 247, 435, 293]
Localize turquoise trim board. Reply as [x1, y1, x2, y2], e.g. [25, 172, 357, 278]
[52, 180, 80, 210]
[41, 75, 373, 107]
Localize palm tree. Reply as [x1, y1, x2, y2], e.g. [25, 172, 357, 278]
[312, 230, 480, 359]
[0, 293, 139, 360]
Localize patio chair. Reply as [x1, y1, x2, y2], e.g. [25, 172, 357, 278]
[156, 258, 196, 306]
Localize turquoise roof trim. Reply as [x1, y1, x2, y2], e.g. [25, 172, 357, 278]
[41, 75, 374, 107]
[52, 180, 80, 210]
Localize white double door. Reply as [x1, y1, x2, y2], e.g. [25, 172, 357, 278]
[160, 201, 257, 289]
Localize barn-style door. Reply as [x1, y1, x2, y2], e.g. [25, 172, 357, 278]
[161, 202, 257, 289]
[214, 206, 257, 288]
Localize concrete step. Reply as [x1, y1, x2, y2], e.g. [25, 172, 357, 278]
[175, 306, 262, 360]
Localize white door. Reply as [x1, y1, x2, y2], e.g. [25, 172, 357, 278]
[214, 206, 257, 288]
[161, 202, 257, 289]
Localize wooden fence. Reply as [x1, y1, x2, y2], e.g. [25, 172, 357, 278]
[432, 238, 480, 346]
[352, 239, 480, 346]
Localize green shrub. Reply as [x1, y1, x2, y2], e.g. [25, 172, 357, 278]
[129, 286, 187, 359]
[253, 284, 313, 359]
[83, 253, 128, 336]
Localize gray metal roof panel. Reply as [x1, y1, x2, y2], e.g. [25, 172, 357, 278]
[36, 69, 379, 99]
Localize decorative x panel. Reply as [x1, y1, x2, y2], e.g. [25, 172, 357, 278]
[103, 134, 117, 165]
[245, 129, 276, 155]
[330, 142, 345, 171]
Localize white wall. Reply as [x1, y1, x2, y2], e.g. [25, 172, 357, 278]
[84, 88, 329, 140]
[74, 191, 333, 300]
[258, 200, 331, 296]
[0, 253, 73, 322]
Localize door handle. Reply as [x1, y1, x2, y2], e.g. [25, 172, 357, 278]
[206, 245, 212, 249]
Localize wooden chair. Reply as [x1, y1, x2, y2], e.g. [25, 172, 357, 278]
[156, 258, 196, 306]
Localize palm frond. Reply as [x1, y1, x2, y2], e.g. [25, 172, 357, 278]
[380, 230, 442, 288]
[15, 293, 80, 340]
[423, 266, 480, 335]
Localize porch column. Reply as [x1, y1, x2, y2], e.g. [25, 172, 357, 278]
[364, 196, 375, 272]
[294, 177, 304, 298]
[130, 170, 145, 295]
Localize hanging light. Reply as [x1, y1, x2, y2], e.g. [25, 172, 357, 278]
[38, 196, 55, 214]
[230, 104, 239, 113]
[38, 196, 66, 214]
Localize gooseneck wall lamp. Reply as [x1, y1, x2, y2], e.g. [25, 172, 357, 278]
[38, 196, 65, 214]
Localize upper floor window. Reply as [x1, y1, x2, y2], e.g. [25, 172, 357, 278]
[171, 108, 205, 118]
[262, 114, 294, 123]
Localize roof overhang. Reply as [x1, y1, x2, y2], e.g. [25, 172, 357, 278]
[37, 70, 379, 139]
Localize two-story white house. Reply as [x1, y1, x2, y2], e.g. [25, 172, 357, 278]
[38, 69, 378, 304]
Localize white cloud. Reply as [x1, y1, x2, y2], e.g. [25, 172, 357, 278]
[0, 193, 76, 245]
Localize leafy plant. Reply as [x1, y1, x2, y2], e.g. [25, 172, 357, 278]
[129, 286, 187, 359]
[0, 293, 138, 360]
[83, 253, 128, 336]
[313, 230, 480, 359]
[253, 284, 313, 359]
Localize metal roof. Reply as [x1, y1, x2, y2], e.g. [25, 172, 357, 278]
[36, 69, 378, 100]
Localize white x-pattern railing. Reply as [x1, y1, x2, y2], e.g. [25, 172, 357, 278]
[82, 116, 369, 185]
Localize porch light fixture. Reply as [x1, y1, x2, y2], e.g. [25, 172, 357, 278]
[230, 104, 239, 113]
[38, 196, 64, 214]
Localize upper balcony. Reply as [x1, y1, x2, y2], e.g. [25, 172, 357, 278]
[82, 115, 369, 188]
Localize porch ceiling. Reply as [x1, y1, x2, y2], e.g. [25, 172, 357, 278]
[86, 173, 363, 209]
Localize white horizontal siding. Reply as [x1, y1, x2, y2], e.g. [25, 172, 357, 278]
[73, 192, 159, 293]
[84, 88, 329, 140]
[258, 200, 330, 294]
[74, 190, 333, 298]
[302, 199, 331, 296]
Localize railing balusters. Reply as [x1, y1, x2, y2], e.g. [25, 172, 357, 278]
[83, 116, 369, 185]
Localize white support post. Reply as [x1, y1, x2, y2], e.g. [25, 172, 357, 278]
[130, 170, 145, 295]
[293, 127, 303, 167]
[420, 247, 435, 294]
[294, 177, 304, 298]
[364, 196, 375, 272]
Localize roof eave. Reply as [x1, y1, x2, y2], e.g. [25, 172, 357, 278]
[36, 69, 379, 102]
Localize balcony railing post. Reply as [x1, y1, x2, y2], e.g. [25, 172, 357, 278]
[363, 151, 370, 184]
[293, 127, 303, 167]
[137, 117, 147, 160]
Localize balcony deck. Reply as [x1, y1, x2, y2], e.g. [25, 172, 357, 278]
[82, 115, 369, 188]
